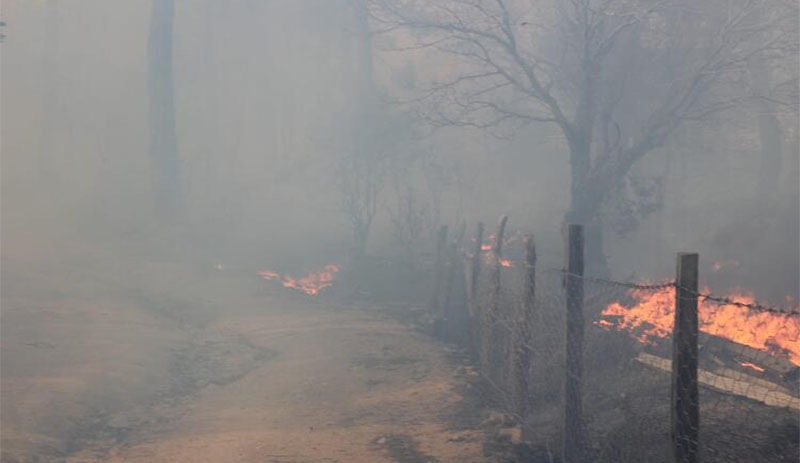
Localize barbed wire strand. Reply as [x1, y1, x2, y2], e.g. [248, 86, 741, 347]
[463, 260, 797, 463]
[542, 268, 800, 316]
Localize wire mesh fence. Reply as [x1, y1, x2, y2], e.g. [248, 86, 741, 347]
[428, 220, 799, 463]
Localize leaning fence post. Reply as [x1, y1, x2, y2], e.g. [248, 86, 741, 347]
[512, 234, 536, 427]
[672, 253, 699, 463]
[564, 224, 585, 463]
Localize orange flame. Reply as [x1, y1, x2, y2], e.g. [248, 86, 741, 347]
[739, 361, 766, 373]
[600, 287, 800, 366]
[481, 253, 513, 267]
[480, 231, 522, 252]
[258, 264, 340, 296]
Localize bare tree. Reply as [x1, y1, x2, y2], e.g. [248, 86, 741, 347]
[148, 0, 180, 221]
[338, 146, 386, 261]
[337, 0, 384, 263]
[387, 173, 433, 266]
[338, 103, 421, 262]
[385, 154, 454, 259]
[746, 3, 799, 209]
[370, 0, 797, 274]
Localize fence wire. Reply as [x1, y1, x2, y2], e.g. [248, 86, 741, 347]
[548, 268, 800, 316]
[435, 250, 799, 463]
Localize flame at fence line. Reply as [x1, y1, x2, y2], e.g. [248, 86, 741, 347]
[480, 252, 514, 268]
[258, 264, 340, 296]
[477, 230, 524, 253]
[739, 361, 766, 373]
[599, 287, 800, 366]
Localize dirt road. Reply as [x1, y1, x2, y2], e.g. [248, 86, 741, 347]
[1, 256, 492, 463]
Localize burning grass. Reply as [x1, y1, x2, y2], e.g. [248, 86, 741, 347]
[599, 287, 800, 366]
[258, 264, 340, 296]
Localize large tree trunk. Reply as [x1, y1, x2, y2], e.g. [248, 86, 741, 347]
[565, 137, 610, 278]
[346, 0, 378, 263]
[354, 0, 374, 86]
[749, 63, 783, 210]
[39, 0, 61, 185]
[148, 0, 180, 221]
[755, 109, 783, 208]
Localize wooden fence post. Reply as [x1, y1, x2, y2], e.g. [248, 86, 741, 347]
[431, 225, 449, 316]
[442, 222, 466, 343]
[480, 215, 508, 374]
[468, 221, 485, 358]
[489, 215, 508, 312]
[672, 253, 699, 463]
[564, 224, 585, 463]
[512, 234, 536, 426]
[469, 222, 484, 313]
[443, 222, 466, 319]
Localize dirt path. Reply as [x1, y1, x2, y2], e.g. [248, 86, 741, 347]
[97, 301, 486, 463]
[2, 258, 492, 463]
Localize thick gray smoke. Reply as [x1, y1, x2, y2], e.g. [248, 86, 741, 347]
[1, 1, 797, 462]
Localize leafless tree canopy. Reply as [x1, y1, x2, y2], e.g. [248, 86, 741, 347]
[370, 0, 798, 269]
